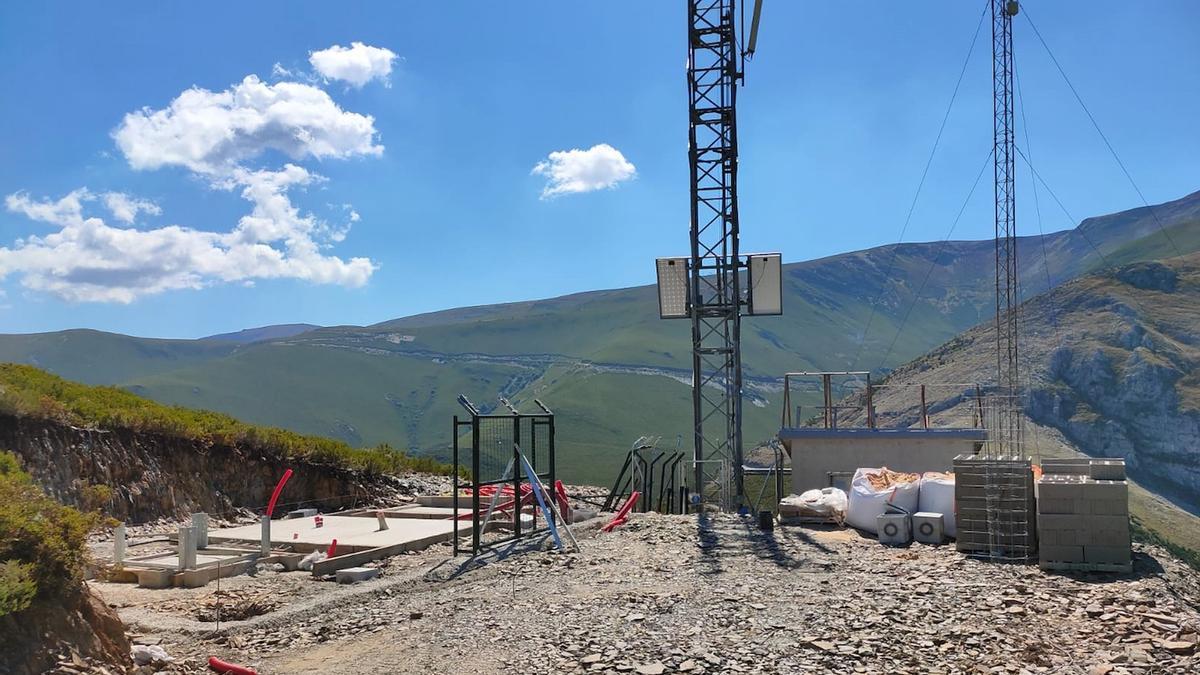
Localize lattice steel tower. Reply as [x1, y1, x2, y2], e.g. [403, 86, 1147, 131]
[658, 1, 775, 511]
[686, 0, 743, 507]
[991, 0, 1022, 457]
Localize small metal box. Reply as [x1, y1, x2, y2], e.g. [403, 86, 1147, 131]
[877, 513, 912, 546]
[912, 511, 945, 545]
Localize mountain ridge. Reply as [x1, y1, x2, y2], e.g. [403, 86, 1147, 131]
[1, 189, 1198, 486]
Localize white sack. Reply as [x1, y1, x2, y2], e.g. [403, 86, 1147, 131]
[918, 472, 957, 538]
[132, 645, 172, 666]
[845, 467, 920, 534]
[780, 487, 848, 524]
[297, 549, 328, 571]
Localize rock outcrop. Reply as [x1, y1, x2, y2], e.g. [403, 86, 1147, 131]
[0, 414, 406, 523]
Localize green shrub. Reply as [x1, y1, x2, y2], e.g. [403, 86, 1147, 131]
[0, 561, 37, 615]
[0, 363, 454, 477]
[0, 450, 97, 617]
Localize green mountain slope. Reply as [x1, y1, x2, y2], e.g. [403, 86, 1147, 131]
[0, 329, 239, 384]
[1, 189, 1198, 486]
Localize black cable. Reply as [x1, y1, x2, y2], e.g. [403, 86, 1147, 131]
[875, 148, 993, 373]
[1022, 6, 1184, 259]
[1014, 60, 1064, 466]
[851, 0, 990, 370]
[1014, 145, 1114, 271]
[1014, 66, 1054, 298]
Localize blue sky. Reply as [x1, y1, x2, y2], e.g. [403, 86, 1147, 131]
[1, 1, 1197, 338]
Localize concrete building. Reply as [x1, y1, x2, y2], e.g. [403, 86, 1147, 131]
[776, 371, 985, 492]
[782, 427, 986, 493]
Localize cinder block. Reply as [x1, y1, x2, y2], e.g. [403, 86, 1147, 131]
[1041, 458, 1091, 476]
[1040, 476, 1086, 498]
[1089, 460, 1126, 481]
[1038, 498, 1077, 514]
[1081, 480, 1128, 500]
[1040, 545, 1085, 562]
[1088, 498, 1129, 516]
[912, 512, 944, 545]
[1090, 528, 1131, 548]
[1038, 514, 1085, 531]
[1084, 545, 1131, 565]
[335, 566, 381, 584]
[1078, 514, 1129, 532]
[1037, 527, 1081, 547]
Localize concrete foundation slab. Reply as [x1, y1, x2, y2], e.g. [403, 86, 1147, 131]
[209, 515, 462, 553]
[372, 505, 463, 519]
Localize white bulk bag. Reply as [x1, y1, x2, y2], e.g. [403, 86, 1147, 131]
[918, 472, 957, 538]
[781, 487, 849, 524]
[845, 467, 920, 534]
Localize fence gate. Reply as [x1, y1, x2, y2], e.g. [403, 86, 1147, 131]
[452, 395, 557, 556]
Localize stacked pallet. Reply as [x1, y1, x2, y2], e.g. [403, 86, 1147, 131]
[1037, 458, 1131, 573]
[953, 454, 1037, 560]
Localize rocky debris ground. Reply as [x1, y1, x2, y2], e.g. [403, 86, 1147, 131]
[89, 513, 1200, 674]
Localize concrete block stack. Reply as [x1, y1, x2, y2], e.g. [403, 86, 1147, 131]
[1037, 458, 1131, 572]
[953, 454, 1037, 559]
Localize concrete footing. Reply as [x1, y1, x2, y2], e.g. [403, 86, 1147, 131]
[113, 523, 126, 565]
[335, 567, 381, 584]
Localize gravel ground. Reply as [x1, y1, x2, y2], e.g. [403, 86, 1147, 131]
[93, 513, 1200, 674]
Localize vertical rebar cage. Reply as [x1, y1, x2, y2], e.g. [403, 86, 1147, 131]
[452, 396, 556, 557]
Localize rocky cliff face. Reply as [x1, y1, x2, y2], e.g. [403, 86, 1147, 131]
[860, 256, 1200, 515]
[0, 414, 407, 523]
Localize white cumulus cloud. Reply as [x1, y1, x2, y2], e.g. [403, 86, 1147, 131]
[112, 75, 383, 176]
[5, 188, 92, 227]
[309, 42, 398, 88]
[532, 144, 636, 199]
[1, 175, 374, 303]
[102, 192, 161, 224]
[1, 52, 393, 303]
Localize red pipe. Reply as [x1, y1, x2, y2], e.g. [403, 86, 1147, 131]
[554, 480, 570, 517]
[602, 491, 640, 532]
[208, 656, 256, 675]
[327, 539, 338, 558]
[265, 469, 293, 518]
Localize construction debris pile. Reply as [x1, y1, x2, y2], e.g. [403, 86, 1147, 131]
[85, 513, 1200, 675]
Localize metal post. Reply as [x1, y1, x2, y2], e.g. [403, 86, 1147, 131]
[471, 413, 481, 555]
[512, 416, 522, 538]
[547, 413, 556, 524]
[823, 374, 833, 429]
[452, 415, 459, 557]
[921, 385, 929, 429]
[774, 444, 784, 503]
[866, 378, 876, 429]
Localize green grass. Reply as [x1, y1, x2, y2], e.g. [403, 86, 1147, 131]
[0, 363, 453, 477]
